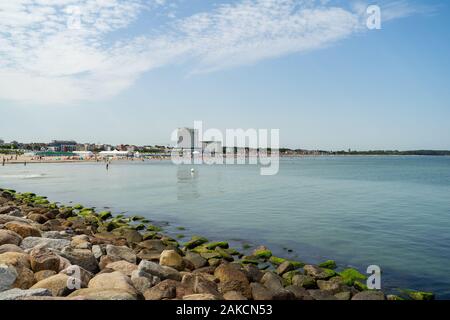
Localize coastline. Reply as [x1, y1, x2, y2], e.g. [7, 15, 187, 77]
[0, 188, 435, 300]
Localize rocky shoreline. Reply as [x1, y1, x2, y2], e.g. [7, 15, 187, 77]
[0, 188, 435, 300]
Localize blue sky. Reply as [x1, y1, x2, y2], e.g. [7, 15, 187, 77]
[0, 0, 449, 150]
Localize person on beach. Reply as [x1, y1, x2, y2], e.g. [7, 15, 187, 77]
[2, 158, 5, 166]
[106, 163, 109, 170]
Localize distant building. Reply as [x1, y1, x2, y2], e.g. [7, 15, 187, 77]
[48, 140, 77, 152]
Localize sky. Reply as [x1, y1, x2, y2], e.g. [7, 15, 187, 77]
[0, 0, 449, 150]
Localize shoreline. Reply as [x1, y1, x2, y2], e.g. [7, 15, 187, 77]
[0, 188, 435, 300]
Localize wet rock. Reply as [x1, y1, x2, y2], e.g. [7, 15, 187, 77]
[251, 282, 274, 300]
[0, 263, 18, 291]
[138, 260, 181, 281]
[181, 273, 221, 296]
[334, 291, 352, 300]
[105, 245, 136, 264]
[0, 244, 24, 254]
[0, 229, 22, 246]
[352, 290, 385, 300]
[0, 288, 51, 300]
[20, 237, 70, 251]
[285, 285, 313, 300]
[276, 261, 294, 275]
[184, 252, 207, 269]
[317, 277, 347, 294]
[303, 265, 336, 280]
[407, 290, 435, 301]
[30, 247, 61, 272]
[243, 264, 263, 283]
[60, 247, 99, 274]
[106, 260, 138, 276]
[160, 249, 185, 271]
[252, 246, 272, 259]
[184, 236, 208, 249]
[318, 260, 337, 269]
[31, 274, 73, 296]
[112, 228, 143, 245]
[292, 274, 316, 289]
[5, 221, 41, 238]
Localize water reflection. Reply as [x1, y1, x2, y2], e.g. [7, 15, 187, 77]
[176, 166, 199, 200]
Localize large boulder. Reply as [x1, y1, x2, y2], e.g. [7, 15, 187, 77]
[60, 265, 94, 288]
[181, 273, 221, 297]
[34, 270, 57, 283]
[5, 221, 41, 238]
[20, 237, 70, 251]
[88, 271, 136, 295]
[60, 247, 98, 273]
[0, 288, 51, 300]
[184, 252, 207, 269]
[159, 249, 185, 271]
[143, 279, 192, 300]
[0, 252, 31, 269]
[0, 229, 22, 246]
[352, 291, 385, 300]
[31, 274, 73, 296]
[68, 288, 137, 300]
[0, 263, 18, 292]
[105, 245, 136, 264]
[30, 247, 61, 272]
[0, 244, 24, 254]
[214, 264, 251, 298]
[303, 265, 336, 280]
[105, 260, 138, 276]
[13, 267, 36, 289]
[138, 260, 181, 281]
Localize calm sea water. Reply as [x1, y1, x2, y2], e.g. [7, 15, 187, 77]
[1, 156, 450, 298]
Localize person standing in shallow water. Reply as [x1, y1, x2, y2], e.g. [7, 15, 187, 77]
[106, 163, 109, 170]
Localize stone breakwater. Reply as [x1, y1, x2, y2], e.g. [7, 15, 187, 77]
[0, 188, 434, 301]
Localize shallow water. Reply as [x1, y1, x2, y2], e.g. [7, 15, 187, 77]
[1, 156, 450, 298]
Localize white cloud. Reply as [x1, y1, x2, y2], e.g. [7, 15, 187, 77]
[0, 0, 426, 105]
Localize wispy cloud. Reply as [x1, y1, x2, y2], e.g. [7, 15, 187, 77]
[0, 0, 427, 104]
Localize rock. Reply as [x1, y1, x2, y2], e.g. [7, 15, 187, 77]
[181, 273, 221, 296]
[34, 270, 57, 283]
[285, 285, 313, 300]
[292, 274, 316, 289]
[0, 229, 22, 246]
[99, 255, 121, 270]
[0, 288, 52, 300]
[71, 235, 91, 249]
[0, 215, 31, 225]
[30, 247, 60, 272]
[276, 261, 294, 275]
[131, 274, 159, 294]
[41, 231, 70, 239]
[57, 256, 72, 272]
[143, 279, 177, 300]
[160, 249, 185, 271]
[184, 236, 208, 249]
[214, 263, 251, 298]
[307, 289, 338, 300]
[183, 293, 219, 300]
[60, 265, 94, 288]
[223, 290, 247, 300]
[318, 260, 337, 269]
[0, 244, 24, 254]
[112, 228, 143, 245]
[252, 246, 272, 259]
[243, 264, 263, 282]
[208, 258, 221, 267]
[60, 247, 99, 273]
[20, 237, 70, 251]
[184, 252, 207, 269]
[339, 268, 366, 285]
[0, 252, 31, 269]
[138, 260, 181, 281]
[261, 272, 283, 291]
[105, 245, 136, 264]
[352, 290, 385, 300]
[137, 239, 167, 252]
[137, 249, 161, 262]
[0, 263, 18, 291]
[13, 267, 36, 289]
[31, 274, 73, 296]
[68, 288, 137, 300]
[91, 245, 103, 260]
[407, 290, 435, 301]
[106, 260, 138, 276]
[5, 221, 41, 238]
[88, 271, 136, 294]
[334, 291, 352, 300]
[317, 277, 347, 294]
[303, 265, 336, 280]
[27, 214, 47, 224]
[251, 282, 274, 300]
